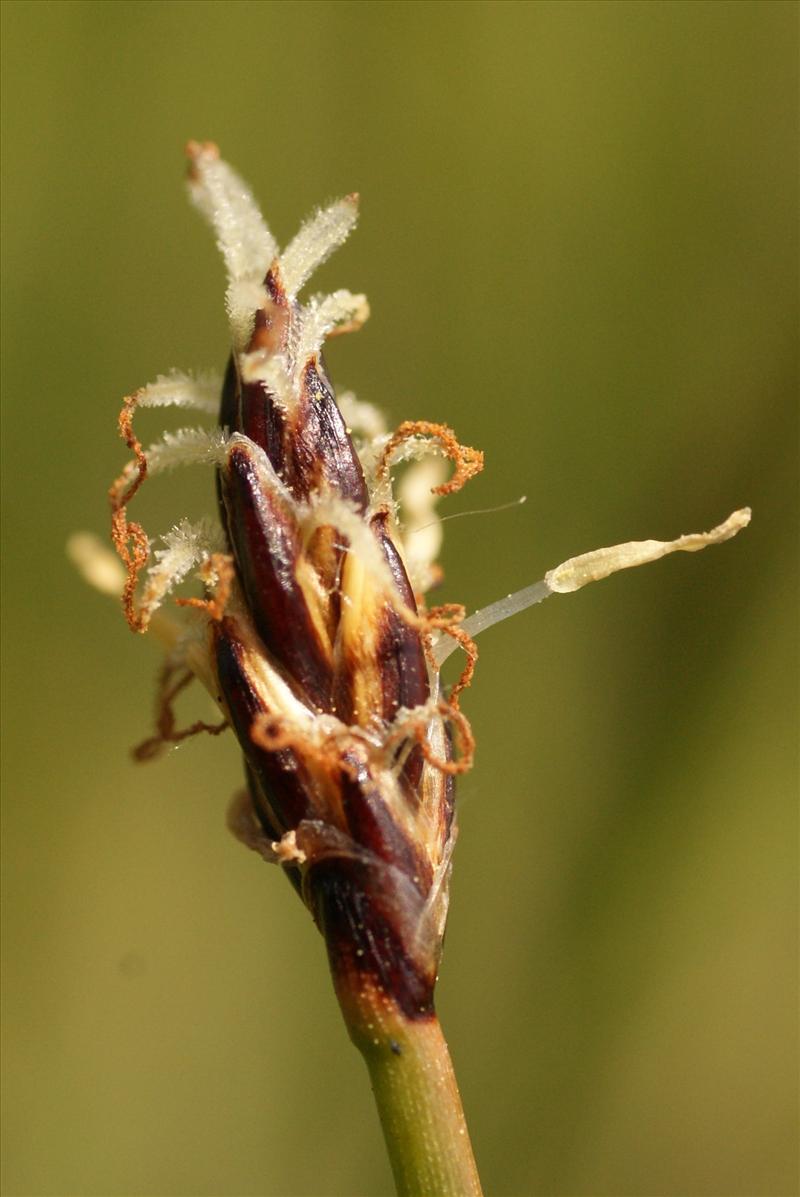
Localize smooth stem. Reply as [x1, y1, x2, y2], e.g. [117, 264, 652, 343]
[353, 1010, 483, 1197]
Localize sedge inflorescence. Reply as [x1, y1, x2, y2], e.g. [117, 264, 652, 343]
[70, 142, 750, 1017]
[103, 142, 492, 1009]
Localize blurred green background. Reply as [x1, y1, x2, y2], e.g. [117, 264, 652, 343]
[2, 2, 797, 1195]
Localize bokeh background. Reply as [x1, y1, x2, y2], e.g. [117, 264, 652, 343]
[2, 2, 797, 1195]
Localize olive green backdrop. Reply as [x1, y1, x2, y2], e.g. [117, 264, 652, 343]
[2, 2, 797, 1195]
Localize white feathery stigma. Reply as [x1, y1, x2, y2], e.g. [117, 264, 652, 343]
[280, 195, 360, 299]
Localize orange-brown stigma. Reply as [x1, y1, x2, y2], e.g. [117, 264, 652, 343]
[109, 392, 150, 632]
[377, 420, 484, 497]
[133, 660, 228, 762]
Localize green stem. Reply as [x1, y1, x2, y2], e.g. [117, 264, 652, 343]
[345, 997, 483, 1197]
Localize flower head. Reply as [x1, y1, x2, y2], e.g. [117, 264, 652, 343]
[69, 143, 750, 1025]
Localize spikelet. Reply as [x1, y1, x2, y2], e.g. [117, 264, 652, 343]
[80, 144, 750, 1022]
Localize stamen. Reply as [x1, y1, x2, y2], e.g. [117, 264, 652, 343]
[545, 507, 752, 592]
[439, 581, 552, 664]
[67, 532, 189, 655]
[433, 507, 752, 667]
[67, 529, 223, 719]
[396, 457, 449, 596]
[67, 531, 127, 597]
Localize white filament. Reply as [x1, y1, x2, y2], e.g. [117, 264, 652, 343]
[433, 580, 552, 667]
